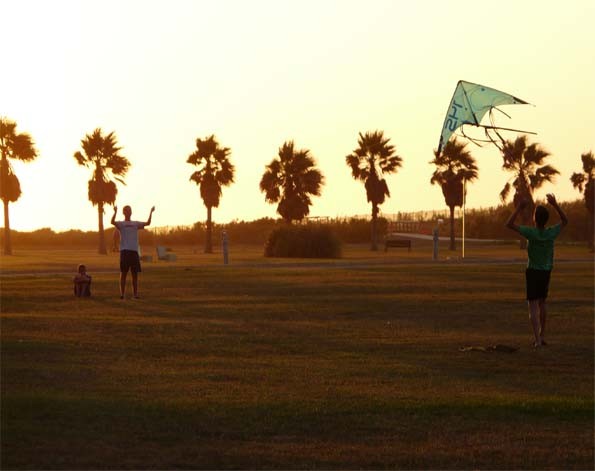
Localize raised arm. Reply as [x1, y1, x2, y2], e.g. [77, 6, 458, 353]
[145, 206, 155, 226]
[546, 194, 568, 228]
[505, 199, 527, 234]
[110, 206, 118, 226]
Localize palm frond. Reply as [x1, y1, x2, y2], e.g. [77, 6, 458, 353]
[216, 159, 235, 186]
[430, 170, 443, 186]
[108, 154, 131, 176]
[259, 168, 281, 202]
[0, 118, 17, 141]
[11, 133, 37, 161]
[529, 164, 559, 189]
[301, 169, 324, 196]
[570, 172, 586, 192]
[524, 142, 550, 167]
[345, 153, 365, 180]
[189, 170, 204, 184]
[0, 118, 38, 163]
[0, 162, 22, 202]
[81, 129, 104, 161]
[500, 182, 511, 202]
[581, 151, 595, 175]
[380, 155, 403, 173]
[186, 150, 199, 165]
[73, 151, 88, 166]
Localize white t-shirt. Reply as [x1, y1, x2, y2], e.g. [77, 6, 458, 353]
[115, 221, 146, 252]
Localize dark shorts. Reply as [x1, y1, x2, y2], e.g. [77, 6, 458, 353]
[120, 250, 141, 273]
[525, 268, 551, 301]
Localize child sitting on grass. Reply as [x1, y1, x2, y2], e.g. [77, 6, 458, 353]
[73, 264, 92, 297]
[506, 193, 568, 347]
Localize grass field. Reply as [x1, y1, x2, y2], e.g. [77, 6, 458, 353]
[1, 245, 593, 469]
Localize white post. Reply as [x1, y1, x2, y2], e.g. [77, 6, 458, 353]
[433, 219, 443, 261]
[462, 178, 466, 259]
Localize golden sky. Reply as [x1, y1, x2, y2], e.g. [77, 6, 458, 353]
[2, 0, 594, 231]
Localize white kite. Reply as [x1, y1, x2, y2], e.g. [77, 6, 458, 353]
[438, 80, 535, 154]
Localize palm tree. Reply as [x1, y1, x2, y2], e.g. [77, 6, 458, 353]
[570, 150, 594, 250]
[260, 141, 324, 225]
[500, 135, 559, 249]
[0, 118, 38, 255]
[74, 128, 130, 255]
[187, 135, 235, 253]
[430, 139, 478, 251]
[346, 131, 403, 251]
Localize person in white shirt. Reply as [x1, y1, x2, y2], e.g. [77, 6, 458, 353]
[111, 205, 155, 299]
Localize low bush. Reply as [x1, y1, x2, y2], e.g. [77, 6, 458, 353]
[264, 225, 342, 258]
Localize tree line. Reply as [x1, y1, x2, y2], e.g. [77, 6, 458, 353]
[1, 117, 593, 255]
[0, 200, 589, 251]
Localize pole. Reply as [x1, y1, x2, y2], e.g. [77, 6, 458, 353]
[433, 219, 443, 261]
[222, 230, 229, 265]
[462, 178, 466, 259]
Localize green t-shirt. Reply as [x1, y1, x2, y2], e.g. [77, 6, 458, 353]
[518, 224, 562, 270]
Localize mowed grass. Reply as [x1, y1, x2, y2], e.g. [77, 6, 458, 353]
[1, 246, 593, 469]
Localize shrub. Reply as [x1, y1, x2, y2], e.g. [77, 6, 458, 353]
[264, 225, 342, 258]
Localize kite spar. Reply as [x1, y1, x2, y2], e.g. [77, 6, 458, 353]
[437, 80, 535, 155]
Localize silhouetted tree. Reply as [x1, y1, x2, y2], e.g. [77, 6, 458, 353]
[500, 136, 558, 249]
[260, 141, 324, 224]
[74, 128, 130, 254]
[346, 131, 402, 250]
[430, 139, 478, 251]
[0, 118, 38, 255]
[570, 150, 594, 250]
[187, 135, 235, 253]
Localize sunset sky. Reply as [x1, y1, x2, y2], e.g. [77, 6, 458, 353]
[2, 0, 594, 232]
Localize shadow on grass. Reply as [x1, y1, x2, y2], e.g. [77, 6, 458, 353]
[2, 393, 593, 469]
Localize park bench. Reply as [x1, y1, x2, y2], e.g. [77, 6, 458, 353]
[156, 245, 177, 261]
[384, 236, 411, 252]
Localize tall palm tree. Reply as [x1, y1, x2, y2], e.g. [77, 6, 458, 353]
[570, 150, 594, 250]
[260, 141, 324, 224]
[0, 118, 38, 255]
[430, 139, 478, 251]
[500, 135, 559, 249]
[74, 128, 130, 255]
[187, 135, 235, 253]
[346, 131, 403, 251]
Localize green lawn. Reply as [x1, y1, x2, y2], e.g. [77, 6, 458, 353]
[1, 246, 593, 469]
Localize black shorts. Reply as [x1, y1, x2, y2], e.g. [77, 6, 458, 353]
[120, 250, 141, 273]
[525, 268, 551, 301]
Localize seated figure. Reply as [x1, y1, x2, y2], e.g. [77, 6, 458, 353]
[73, 264, 92, 297]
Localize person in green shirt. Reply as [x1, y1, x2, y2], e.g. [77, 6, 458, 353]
[506, 194, 568, 347]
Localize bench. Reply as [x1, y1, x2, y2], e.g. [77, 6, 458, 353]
[384, 237, 411, 252]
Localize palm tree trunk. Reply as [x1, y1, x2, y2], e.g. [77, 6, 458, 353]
[370, 203, 378, 251]
[205, 206, 213, 253]
[449, 205, 456, 251]
[589, 211, 594, 252]
[3, 199, 12, 255]
[97, 203, 107, 255]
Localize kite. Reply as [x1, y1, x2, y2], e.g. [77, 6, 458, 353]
[437, 80, 535, 154]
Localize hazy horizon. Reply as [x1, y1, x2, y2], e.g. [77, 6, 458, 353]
[2, 0, 594, 232]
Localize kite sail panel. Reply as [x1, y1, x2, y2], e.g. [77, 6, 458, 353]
[438, 80, 532, 154]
